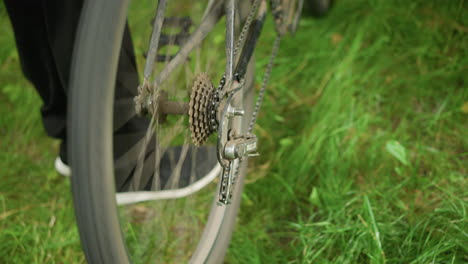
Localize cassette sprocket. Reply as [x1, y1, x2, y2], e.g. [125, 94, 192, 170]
[188, 73, 218, 146]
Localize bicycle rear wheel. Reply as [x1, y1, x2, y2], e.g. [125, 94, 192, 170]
[69, 0, 254, 263]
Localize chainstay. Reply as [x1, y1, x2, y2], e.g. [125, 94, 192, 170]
[232, 0, 262, 62]
[215, 0, 261, 94]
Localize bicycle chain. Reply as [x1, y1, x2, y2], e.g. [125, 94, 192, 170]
[217, 1, 284, 205]
[247, 36, 281, 133]
[228, 36, 281, 203]
[230, 0, 302, 201]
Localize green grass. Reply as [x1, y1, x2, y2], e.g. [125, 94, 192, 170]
[1, 0, 467, 263]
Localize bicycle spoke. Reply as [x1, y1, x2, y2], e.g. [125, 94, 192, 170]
[143, 0, 168, 82]
[154, 1, 223, 86]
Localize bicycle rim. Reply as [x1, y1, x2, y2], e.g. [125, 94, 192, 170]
[69, 0, 254, 263]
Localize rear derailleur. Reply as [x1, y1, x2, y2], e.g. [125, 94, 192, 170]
[188, 73, 258, 205]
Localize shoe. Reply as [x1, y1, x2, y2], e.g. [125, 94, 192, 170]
[55, 156, 71, 177]
[55, 141, 70, 177]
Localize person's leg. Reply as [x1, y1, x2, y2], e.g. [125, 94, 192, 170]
[4, 1, 68, 142]
[42, 0, 141, 130]
[5, 1, 207, 192]
[41, 0, 145, 168]
[4, 0, 152, 189]
[5, 2, 143, 146]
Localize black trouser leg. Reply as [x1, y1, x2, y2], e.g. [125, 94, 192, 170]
[4, 0, 155, 191]
[4, 0, 142, 163]
[4, 1, 71, 140]
[3, 1, 211, 192]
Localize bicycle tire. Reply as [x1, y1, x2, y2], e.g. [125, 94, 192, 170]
[69, 0, 254, 263]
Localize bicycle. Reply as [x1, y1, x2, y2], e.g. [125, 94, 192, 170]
[69, 0, 330, 263]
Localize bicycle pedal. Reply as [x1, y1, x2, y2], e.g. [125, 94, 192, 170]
[162, 16, 192, 31]
[149, 16, 193, 62]
[158, 33, 190, 47]
[155, 54, 176, 62]
[150, 16, 193, 31]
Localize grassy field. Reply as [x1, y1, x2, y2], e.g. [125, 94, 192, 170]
[1, 0, 467, 263]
